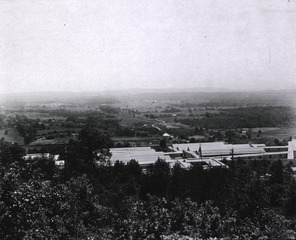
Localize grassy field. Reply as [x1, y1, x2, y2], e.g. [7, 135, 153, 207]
[37, 128, 81, 135]
[7, 111, 67, 121]
[262, 128, 296, 140]
[118, 114, 155, 128]
[0, 128, 24, 145]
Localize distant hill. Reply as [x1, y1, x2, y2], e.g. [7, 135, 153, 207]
[0, 89, 295, 108]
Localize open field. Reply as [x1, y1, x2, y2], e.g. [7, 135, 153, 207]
[118, 114, 155, 128]
[262, 128, 296, 140]
[0, 128, 24, 145]
[154, 119, 189, 129]
[6, 111, 67, 121]
[37, 128, 81, 135]
[242, 127, 280, 133]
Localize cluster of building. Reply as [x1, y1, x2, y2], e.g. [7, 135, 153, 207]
[109, 139, 296, 170]
[23, 153, 65, 168]
[22, 139, 296, 171]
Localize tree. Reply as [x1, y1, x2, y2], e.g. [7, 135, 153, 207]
[274, 138, 280, 146]
[78, 126, 112, 166]
[226, 130, 235, 142]
[270, 160, 284, 184]
[159, 138, 167, 150]
[284, 180, 296, 217]
[114, 196, 171, 239]
[169, 164, 186, 200]
[224, 167, 268, 219]
[141, 159, 171, 198]
[0, 139, 25, 167]
[247, 128, 253, 139]
[257, 129, 262, 137]
[126, 160, 142, 183]
[113, 161, 126, 183]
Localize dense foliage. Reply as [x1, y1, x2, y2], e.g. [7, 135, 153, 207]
[1, 128, 296, 239]
[179, 106, 295, 129]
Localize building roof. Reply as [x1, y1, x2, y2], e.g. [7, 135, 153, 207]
[172, 142, 266, 157]
[185, 157, 227, 168]
[23, 153, 50, 160]
[212, 151, 288, 160]
[163, 133, 172, 137]
[55, 160, 65, 167]
[250, 144, 266, 147]
[29, 137, 72, 146]
[172, 142, 225, 152]
[110, 147, 171, 165]
[176, 160, 192, 169]
[264, 146, 288, 149]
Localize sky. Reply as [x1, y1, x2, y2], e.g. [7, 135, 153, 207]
[0, 0, 296, 93]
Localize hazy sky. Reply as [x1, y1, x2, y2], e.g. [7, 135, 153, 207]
[1, 0, 296, 93]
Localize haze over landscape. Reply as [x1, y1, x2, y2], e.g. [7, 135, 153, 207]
[1, 0, 296, 94]
[3, 1, 296, 239]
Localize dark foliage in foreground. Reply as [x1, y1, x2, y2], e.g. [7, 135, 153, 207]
[1, 135, 296, 239]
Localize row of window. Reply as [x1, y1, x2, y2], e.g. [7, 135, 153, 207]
[238, 154, 287, 161]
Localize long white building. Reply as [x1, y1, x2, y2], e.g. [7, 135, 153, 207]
[109, 140, 295, 170]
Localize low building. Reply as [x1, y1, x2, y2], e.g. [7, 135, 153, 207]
[23, 153, 50, 160]
[163, 133, 173, 139]
[109, 147, 172, 168]
[171, 142, 267, 158]
[109, 145, 228, 170]
[23, 153, 65, 168]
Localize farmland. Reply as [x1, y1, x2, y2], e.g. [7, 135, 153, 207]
[0, 128, 24, 145]
[0, 89, 295, 148]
